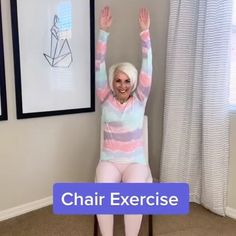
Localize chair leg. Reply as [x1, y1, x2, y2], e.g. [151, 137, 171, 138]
[148, 215, 153, 236]
[94, 215, 98, 236]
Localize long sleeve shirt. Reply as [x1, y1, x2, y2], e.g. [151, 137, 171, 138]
[96, 30, 152, 164]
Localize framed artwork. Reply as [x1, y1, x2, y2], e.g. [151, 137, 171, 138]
[10, 0, 95, 119]
[0, 1, 7, 121]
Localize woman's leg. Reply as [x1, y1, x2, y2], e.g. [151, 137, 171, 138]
[95, 161, 122, 236]
[122, 164, 152, 236]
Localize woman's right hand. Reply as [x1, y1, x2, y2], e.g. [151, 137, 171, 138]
[100, 6, 112, 32]
[139, 8, 150, 32]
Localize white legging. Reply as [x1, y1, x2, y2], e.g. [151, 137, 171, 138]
[95, 161, 152, 236]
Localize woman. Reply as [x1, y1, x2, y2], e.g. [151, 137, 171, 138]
[95, 6, 152, 236]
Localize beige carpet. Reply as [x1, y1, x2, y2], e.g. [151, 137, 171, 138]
[0, 203, 236, 235]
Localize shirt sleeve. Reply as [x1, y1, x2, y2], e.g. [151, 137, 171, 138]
[136, 30, 153, 102]
[95, 30, 111, 103]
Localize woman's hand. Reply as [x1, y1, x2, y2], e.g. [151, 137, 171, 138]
[100, 6, 112, 32]
[139, 8, 150, 31]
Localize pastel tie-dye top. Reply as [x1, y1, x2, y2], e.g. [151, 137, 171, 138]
[96, 30, 152, 164]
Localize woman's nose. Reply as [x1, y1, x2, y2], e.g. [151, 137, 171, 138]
[121, 82, 126, 88]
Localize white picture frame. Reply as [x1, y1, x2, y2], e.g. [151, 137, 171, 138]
[10, 0, 95, 119]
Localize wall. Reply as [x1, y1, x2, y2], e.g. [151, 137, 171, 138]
[228, 114, 236, 211]
[0, 0, 100, 212]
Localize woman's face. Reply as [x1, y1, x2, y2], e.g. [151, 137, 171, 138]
[113, 70, 132, 103]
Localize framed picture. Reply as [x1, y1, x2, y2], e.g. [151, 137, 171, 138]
[0, 1, 7, 121]
[10, 0, 95, 119]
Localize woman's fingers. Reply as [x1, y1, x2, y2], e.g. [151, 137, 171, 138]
[139, 8, 150, 31]
[100, 6, 112, 31]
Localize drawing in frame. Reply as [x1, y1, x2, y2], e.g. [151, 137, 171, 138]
[10, 0, 95, 119]
[0, 1, 7, 121]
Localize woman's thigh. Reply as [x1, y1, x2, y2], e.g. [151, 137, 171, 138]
[95, 161, 122, 183]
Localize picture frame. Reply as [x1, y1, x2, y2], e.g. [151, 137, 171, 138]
[0, 1, 7, 121]
[10, 0, 95, 119]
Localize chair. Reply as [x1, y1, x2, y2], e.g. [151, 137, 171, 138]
[94, 116, 153, 236]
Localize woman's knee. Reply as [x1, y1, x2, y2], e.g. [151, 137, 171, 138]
[122, 164, 152, 183]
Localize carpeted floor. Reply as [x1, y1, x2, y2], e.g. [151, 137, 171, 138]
[0, 203, 236, 235]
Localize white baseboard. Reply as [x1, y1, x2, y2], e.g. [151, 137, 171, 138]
[0, 196, 52, 222]
[226, 206, 236, 219]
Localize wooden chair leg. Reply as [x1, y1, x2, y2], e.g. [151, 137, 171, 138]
[94, 215, 98, 236]
[148, 215, 153, 236]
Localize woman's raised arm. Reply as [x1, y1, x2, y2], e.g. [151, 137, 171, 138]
[95, 7, 112, 103]
[136, 8, 153, 102]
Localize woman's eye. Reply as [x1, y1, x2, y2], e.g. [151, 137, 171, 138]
[125, 80, 131, 84]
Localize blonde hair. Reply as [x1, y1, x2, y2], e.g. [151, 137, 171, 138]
[108, 62, 138, 92]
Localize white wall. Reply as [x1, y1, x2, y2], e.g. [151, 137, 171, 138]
[0, 0, 100, 211]
[228, 114, 236, 211]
